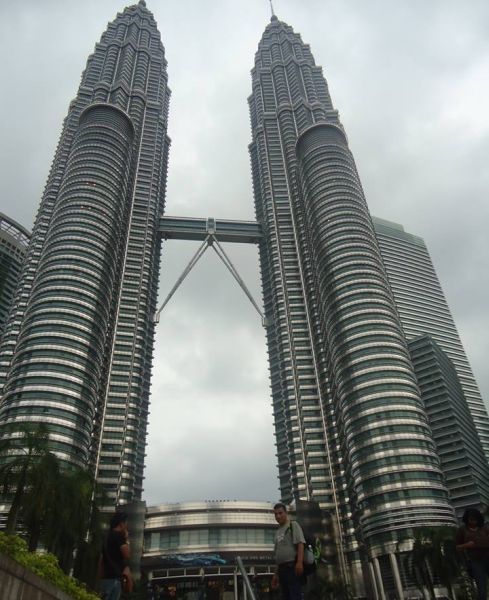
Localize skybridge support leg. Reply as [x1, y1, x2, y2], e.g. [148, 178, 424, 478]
[210, 237, 268, 327]
[154, 233, 268, 328]
[153, 236, 210, 323]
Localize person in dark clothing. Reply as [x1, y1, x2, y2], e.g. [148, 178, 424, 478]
[100, 511, 132, 600]
[271, 503, 305, 600]
[456, 507, 489, 600]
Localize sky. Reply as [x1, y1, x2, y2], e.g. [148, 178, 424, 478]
[1, 0, 488, 507]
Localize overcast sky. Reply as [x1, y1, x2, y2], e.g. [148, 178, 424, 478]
[1, 0, 488, 507]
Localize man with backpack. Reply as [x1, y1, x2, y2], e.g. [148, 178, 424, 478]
[99, 511, 133, 600]
[271, 503, 306, 600]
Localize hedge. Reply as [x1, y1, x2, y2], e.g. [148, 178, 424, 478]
[0, 532, 99, 600]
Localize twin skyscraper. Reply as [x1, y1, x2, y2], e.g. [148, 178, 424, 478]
[1, 2, 488, 597]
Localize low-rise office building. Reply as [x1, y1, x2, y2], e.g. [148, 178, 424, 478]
[142, 501, 277, 600]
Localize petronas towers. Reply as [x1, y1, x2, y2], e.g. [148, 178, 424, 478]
[0, 1, 170, 508]
[249, 15, 454, 590]
[1, 2, 488, 597]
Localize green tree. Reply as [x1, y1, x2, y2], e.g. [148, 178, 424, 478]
[44, 467, 97, 573]
[0, 421, 103, 586]
[407, 527, 462, 600]
[0, 422, 50, 534]
[21, 451, 60, 551]
[72, 489, 106, 590]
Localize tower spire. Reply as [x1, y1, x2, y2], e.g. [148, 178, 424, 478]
[269, 0, 275, 18]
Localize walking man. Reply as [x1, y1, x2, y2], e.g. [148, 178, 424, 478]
[271, 503, 306, 600]
[100, 511, 132, 600]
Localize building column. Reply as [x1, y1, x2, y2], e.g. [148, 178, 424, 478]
[372, 557, 386, 600]
[367, 561, 380, 600]
[389, 553, 404, 600]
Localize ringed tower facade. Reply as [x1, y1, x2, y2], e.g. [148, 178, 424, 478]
[248, 14, 455, 593]
[0, 0, 170, 509]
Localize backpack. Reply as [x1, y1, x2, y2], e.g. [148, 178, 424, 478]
[289, 521, 317, 575]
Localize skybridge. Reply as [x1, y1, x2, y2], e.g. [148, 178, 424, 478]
[159, 216, 262, 244]
[156, 215, 267, 325]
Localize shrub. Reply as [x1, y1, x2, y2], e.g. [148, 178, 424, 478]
[0, 532, 99, 600]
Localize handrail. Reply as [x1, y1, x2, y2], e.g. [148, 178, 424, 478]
[236, 556, 257, 600]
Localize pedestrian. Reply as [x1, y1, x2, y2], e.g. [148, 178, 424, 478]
[271, 503, 306, 600]
[99, 511, 133, 600]
[455, 507, 489, 600]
